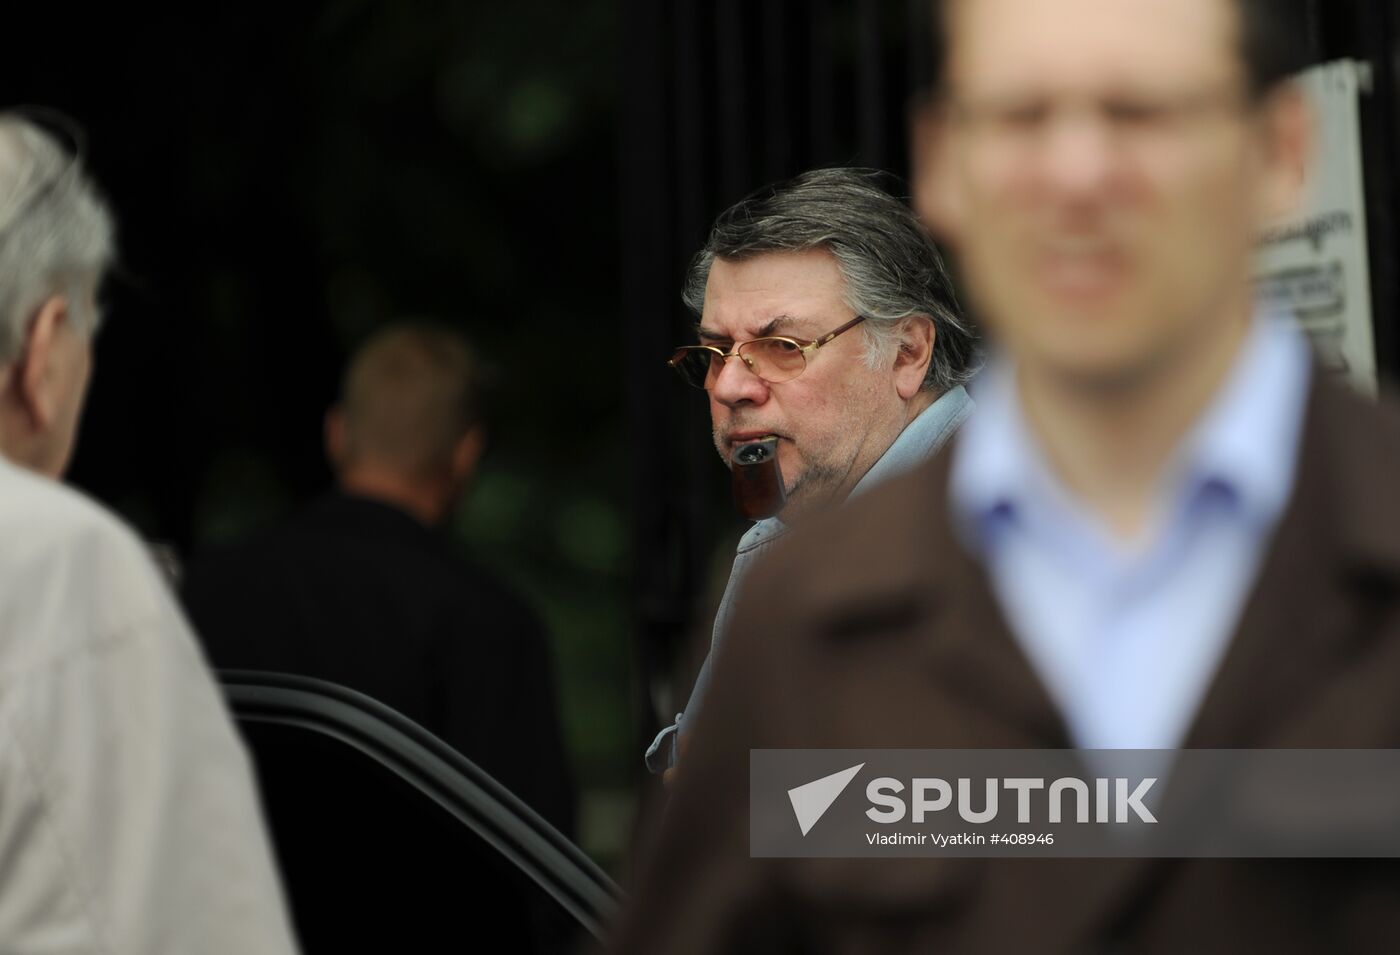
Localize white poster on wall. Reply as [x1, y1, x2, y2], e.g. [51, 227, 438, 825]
[1255, 59, 1377, 393]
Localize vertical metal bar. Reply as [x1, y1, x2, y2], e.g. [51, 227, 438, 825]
[809, 0, 835, 162]
[716, 0, 748, 204]
[672, 0, 715, 625]
[1352, 0, 1400, 377]
[761, 0, 792, 180]
[620, 0, 682, 763]
[674, 0, 706, 259]
[1304, 0, 1324, 63]
[856, 0, 885, 167]
[908, 0, 933, 97]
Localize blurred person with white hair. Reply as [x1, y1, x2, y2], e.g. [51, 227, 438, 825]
[0, 111, 299, 953]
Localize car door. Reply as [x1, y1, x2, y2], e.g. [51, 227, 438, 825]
[220, 670, 622, 952]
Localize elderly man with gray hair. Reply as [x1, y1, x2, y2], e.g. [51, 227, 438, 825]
[0, 112, 298, 952]
[647, 168, 977, 778]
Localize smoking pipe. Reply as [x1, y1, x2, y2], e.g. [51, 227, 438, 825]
[730, 436, 785, 520]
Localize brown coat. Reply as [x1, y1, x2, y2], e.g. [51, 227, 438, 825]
[614, 373, 1400, 955]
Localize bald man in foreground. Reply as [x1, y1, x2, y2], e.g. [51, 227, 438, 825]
[182, 324, 574, 834]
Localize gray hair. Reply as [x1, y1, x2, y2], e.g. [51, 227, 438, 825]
[0, 113, 114, 364]
[682, 167, 977, 393]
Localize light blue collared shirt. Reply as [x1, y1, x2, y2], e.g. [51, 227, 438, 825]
[646, 384, 976, 771]
[949, 313, 1311, 750]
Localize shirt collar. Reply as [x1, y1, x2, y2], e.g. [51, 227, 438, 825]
[737, 385, 976, 554]
[852, 384, 974, 500]
[951, 309, 1312, 549]
[1174, 311, 1311, 527]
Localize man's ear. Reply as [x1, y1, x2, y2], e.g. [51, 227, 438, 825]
[893, 316, 936, 400]
[1255, 82, 1313, 223]
[449, 426, 485, 485]
[14, 295, 70, 430]
[324, 406, 350, 471]
[909, 96, 965, 244]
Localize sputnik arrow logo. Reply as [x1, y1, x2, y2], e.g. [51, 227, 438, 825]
[787, 763, 864, 836]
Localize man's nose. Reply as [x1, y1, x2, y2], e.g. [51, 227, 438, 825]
[710, 354, 769, 408]
[1039, 109, 1118, 198]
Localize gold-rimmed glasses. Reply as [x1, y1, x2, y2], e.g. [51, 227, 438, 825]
[667, 315, 867, 389]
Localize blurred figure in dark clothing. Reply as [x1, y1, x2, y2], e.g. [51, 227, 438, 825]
[183, 322, 574, 835]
